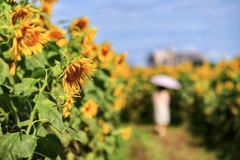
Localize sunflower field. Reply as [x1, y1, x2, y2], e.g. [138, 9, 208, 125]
[0, 0, 132, 159]
[122, 59, 240, 160]
[0, 1, 240, 160]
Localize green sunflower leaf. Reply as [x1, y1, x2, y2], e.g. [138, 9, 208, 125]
[31, 67, 46, 79]
[0, 58, 10, 85]
[14, 78, 40, 95]
[33, 134, 62, 159]
[37, 95, 65, 133]
[0, 132, 37, 160]
[65, 126, 87, 143]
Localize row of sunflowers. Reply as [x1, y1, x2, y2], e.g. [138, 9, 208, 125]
[0, 0, 132, 159]
[123, 58, 240, 160]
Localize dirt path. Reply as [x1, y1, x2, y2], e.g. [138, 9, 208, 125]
[129, 125, 216, 160]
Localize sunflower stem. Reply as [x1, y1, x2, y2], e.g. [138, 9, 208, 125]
[26, 70, 48, 135]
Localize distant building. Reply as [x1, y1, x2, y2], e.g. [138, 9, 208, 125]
[148, 48, 205, 66]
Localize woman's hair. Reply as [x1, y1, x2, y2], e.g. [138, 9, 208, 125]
[157, 86, 166, 91]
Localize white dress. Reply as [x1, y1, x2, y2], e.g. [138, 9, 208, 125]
[152, 90, 170, 125]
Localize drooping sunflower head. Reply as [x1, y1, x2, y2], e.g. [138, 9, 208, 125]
[70, 16, 89, 34]
[61, 57, 95, 94]
[80, 99, 98, 119]
[11, 4, 38, 25]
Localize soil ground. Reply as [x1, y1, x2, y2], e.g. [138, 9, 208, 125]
[128, 124, 217, 160]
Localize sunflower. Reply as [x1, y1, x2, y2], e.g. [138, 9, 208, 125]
[40, 1, 54, 17]
[114, 94, 126, 111]
[98, 42, 114, 62]
[113, 83, 125, 97]
[114, 52, 130, 78]
[70, 16, 89, 34]
[115, 52, 127, 66]
[11, 4, 38, 25]
[45, 25, 68, 46]
[82, 43, 98, 58]
[80, 99, 98, 119]
[121, 127, 132, 141]
[98, 119, 110, 134]
[224, 81, 234, 90]
[10, 19, 47, 62]
[61, 57, 95, 94]
[41, 0, 58, 5]
[82, 28, 97, 56]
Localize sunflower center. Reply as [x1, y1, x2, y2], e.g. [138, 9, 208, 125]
[101, 49, 108, 57]
[49, 31, 62, 39]
[85, 105, 91, 112]
[23, 31, 39, 47]
[76, 21, 86, 31]
[12, 11, 28, 25]
[66, 65, 83, 82]
[117, 58, 124, 65]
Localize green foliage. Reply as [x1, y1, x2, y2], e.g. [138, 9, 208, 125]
[0, 132, 37, 160]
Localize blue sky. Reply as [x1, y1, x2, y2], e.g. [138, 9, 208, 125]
[52, 0, 240, 66]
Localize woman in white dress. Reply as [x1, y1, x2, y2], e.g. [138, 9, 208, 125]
[152, 86, 170, 137]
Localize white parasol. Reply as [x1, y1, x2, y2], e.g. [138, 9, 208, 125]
[150, 74, 181, 90]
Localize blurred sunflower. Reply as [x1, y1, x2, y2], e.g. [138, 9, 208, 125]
[70, 16, 89, 34]
[115, 52, 127, 66]
[40, 2, 52, 16]
[114, 94, 126, 111]
[82, 28, 98, 57]
[41, 0, 58, 5]
[45, 25, 68, 46]
[10, 19, 47, 62]
[121, 127, 132, 141]
[81, 99, 98, 119]
[40, 0, 57, 18]
[113, 83, 125, 97]
[11, 4, 38, 25]
[61, 57, 95, 94]
[224, 81, 234, 90]
[98, 119, 110, 135]
[98, 42, 114, 62]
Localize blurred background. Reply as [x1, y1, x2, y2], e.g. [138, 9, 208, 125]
[52, 0, 240, 66]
